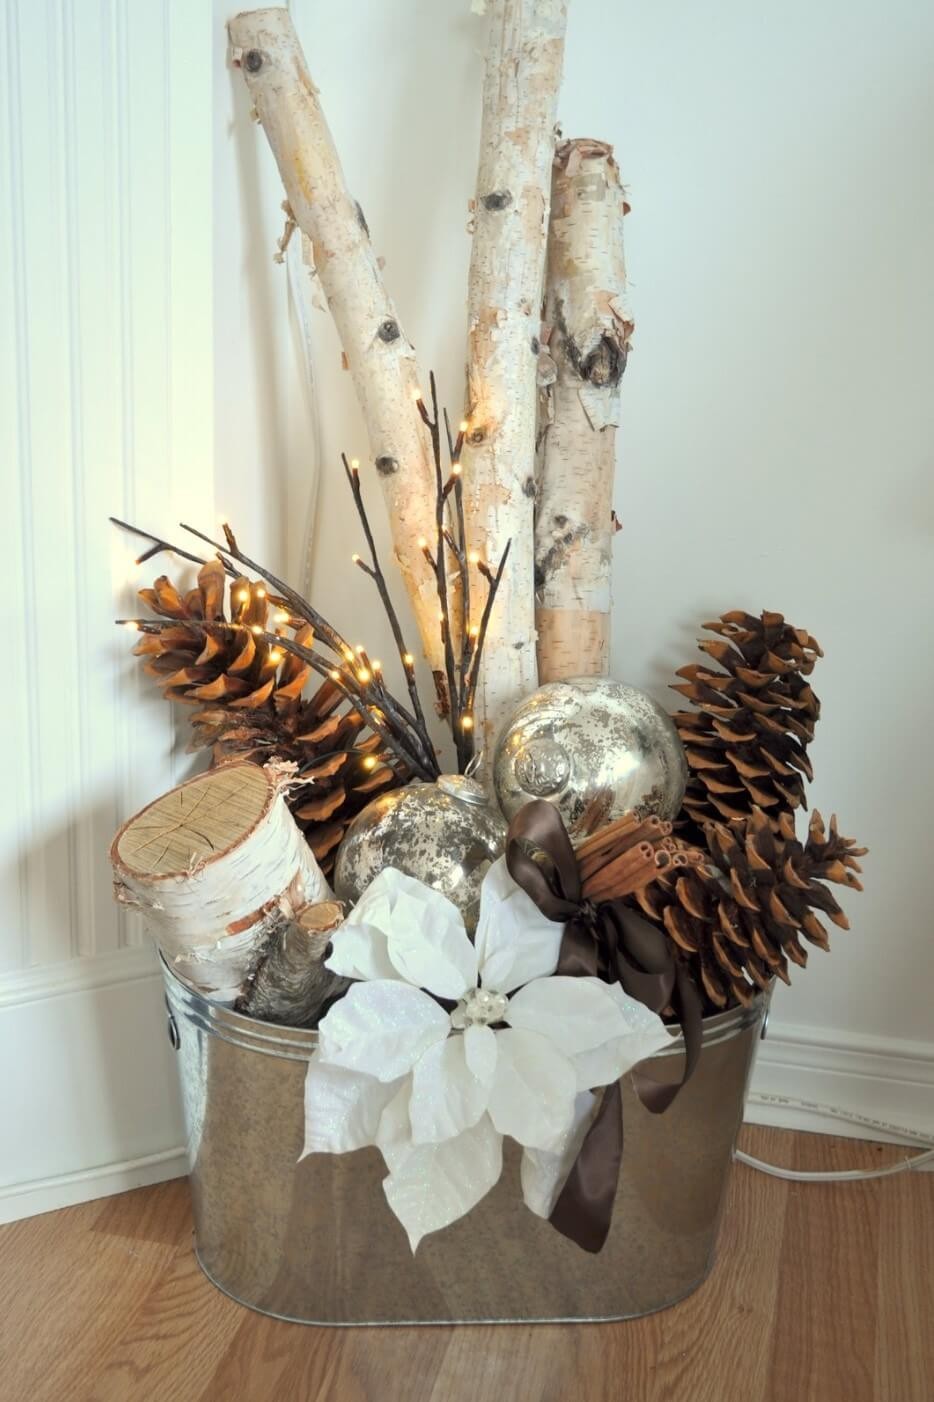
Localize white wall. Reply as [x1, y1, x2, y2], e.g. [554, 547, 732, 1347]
[0, 0, 299, 1220]
[2, 0, 932, 1218]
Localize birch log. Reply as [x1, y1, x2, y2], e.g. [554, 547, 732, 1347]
[535, 139, 633, 681]
[461, 0, 569, 760]
[110, 762, 330, 1001]
[228, 8, 452, 673]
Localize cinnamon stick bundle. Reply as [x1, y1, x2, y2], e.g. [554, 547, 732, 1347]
[575, 809, 703, 902]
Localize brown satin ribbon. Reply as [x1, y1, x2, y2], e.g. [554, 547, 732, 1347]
[506, 800, 704, 1253]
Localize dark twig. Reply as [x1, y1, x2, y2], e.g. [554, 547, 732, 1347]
[342, 455, 434, 753]
[110, 517, 219, 574]
[116, 617, 437, 782]
[442, 407, 471, 711]
[465, 538, 512, 719]
[114, 516, 440, 779]
[179, 521, 356, 666]
[115, 372, 510, 781]
[426, 373, 467, 769]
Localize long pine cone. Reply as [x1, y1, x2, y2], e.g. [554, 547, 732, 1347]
[132, 561, 401, 872]
[672, 610, 822, 840]
[633, 808, 866, 1011]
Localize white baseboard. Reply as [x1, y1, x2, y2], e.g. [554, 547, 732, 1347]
[0, 1146, 187, 1226]
[748, 1018, 934, 1148]
[0, 948, 186, 1225]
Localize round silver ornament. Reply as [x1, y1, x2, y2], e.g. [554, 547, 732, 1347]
[333, 775, 507, 932]
[492, 677, 687, 835]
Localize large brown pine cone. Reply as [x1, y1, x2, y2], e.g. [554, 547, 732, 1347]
[632, 807, 866, 1011]
[131, 561, 401, 872]
[671, 610, 822, 840]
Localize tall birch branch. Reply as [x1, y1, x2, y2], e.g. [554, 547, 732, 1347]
[228, 8, 453, 675]
[461, 0, 569, 760]
[535, 138, 633, 681]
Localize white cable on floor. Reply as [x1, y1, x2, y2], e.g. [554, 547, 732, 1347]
[735, 1092, 934, 1183]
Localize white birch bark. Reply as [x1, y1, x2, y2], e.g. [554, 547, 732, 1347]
[535, 138, 633, 681]
[228, 8, 451, 673]
[110, 762, 330, 1000]
[461, 0, 569, 761]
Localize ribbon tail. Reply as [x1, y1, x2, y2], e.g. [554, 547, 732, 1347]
[548, 1080, 623, 1254]
[632, 965, 705, 1115]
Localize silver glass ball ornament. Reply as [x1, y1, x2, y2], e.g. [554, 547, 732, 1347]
[492, 677, 687, 835]
[333, 775, 507, 933]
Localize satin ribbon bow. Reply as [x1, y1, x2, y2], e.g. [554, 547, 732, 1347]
[505, 800, 703, 1253]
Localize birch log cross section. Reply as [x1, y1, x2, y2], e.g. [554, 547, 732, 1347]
[227, 8, 456, 674]
[462, 0, 569, 761]
[536, 138, 633, 682]
[110, 762, 330, 1001]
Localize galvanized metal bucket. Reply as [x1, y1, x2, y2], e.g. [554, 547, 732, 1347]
[163, 962, 768, 1326]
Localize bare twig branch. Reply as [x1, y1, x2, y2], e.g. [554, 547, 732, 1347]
[116, 616, 437, 781]
[342, 454, 434, 753]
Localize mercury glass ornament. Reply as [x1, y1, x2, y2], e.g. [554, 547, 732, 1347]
[333, 775, 507, 933]
[493, 677, 687, 836]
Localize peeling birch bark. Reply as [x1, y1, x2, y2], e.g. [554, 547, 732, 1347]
[535, 138, 633, 682]
[228, 8, 452, 672]
[110, 762, 330, 1001]
[461, 0, 569, 760]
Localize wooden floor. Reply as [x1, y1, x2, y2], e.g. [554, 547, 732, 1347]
[1, 1126, 931, 1402]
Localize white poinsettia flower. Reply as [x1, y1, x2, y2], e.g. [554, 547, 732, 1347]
[303, 859, 673, 1250]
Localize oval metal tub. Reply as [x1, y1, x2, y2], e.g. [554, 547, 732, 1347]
[163, 962, 768, 1326]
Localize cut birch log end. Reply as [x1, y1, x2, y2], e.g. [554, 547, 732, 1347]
[227, 7, 456, 671]
[110, 761, 330, 1001]
[462, 0, 569, 762]
[535, 137, 633, 683]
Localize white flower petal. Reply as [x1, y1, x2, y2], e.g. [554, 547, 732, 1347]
[302, 1060, 402, 1155]
[464, 1023, 498, 1085]
[520, 1090, 596, 1218]
[569, 978, 675, 1089]
[381, 1109, 504, 1253]
[329, 867, 473, 993]
[317, 979, 448, 1082]
[375, 1082, 414, 1169]
[486, 1027, 578, 1151]
[505, 975, 632, 1056]
[409, 1032, 493, 1143]
[474, 857, 563, 994]
[386, 891, 478, 1000]
[325, 916, 398, 982]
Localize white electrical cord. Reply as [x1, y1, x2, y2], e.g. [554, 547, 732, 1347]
[735, 1093, 934, 1182]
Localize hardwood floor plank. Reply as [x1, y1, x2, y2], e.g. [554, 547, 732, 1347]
[1, 1127, 932, 1402]
[646, 1125, 792, 1402]
[82, 1240, 245, 1401]
[0, 1182, 184, 1401]
[91, 1176, 193, 1248]
[873, 1159, 934, 1401]
[766, 1135, 887, 1402]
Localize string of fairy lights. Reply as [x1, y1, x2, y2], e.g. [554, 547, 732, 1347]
[112, 377, 510, 781]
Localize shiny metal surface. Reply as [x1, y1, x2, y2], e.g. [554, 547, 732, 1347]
[163, 962, 768, 1326]
[333, 777, 507, 933]
[493, 678, 688, 833]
